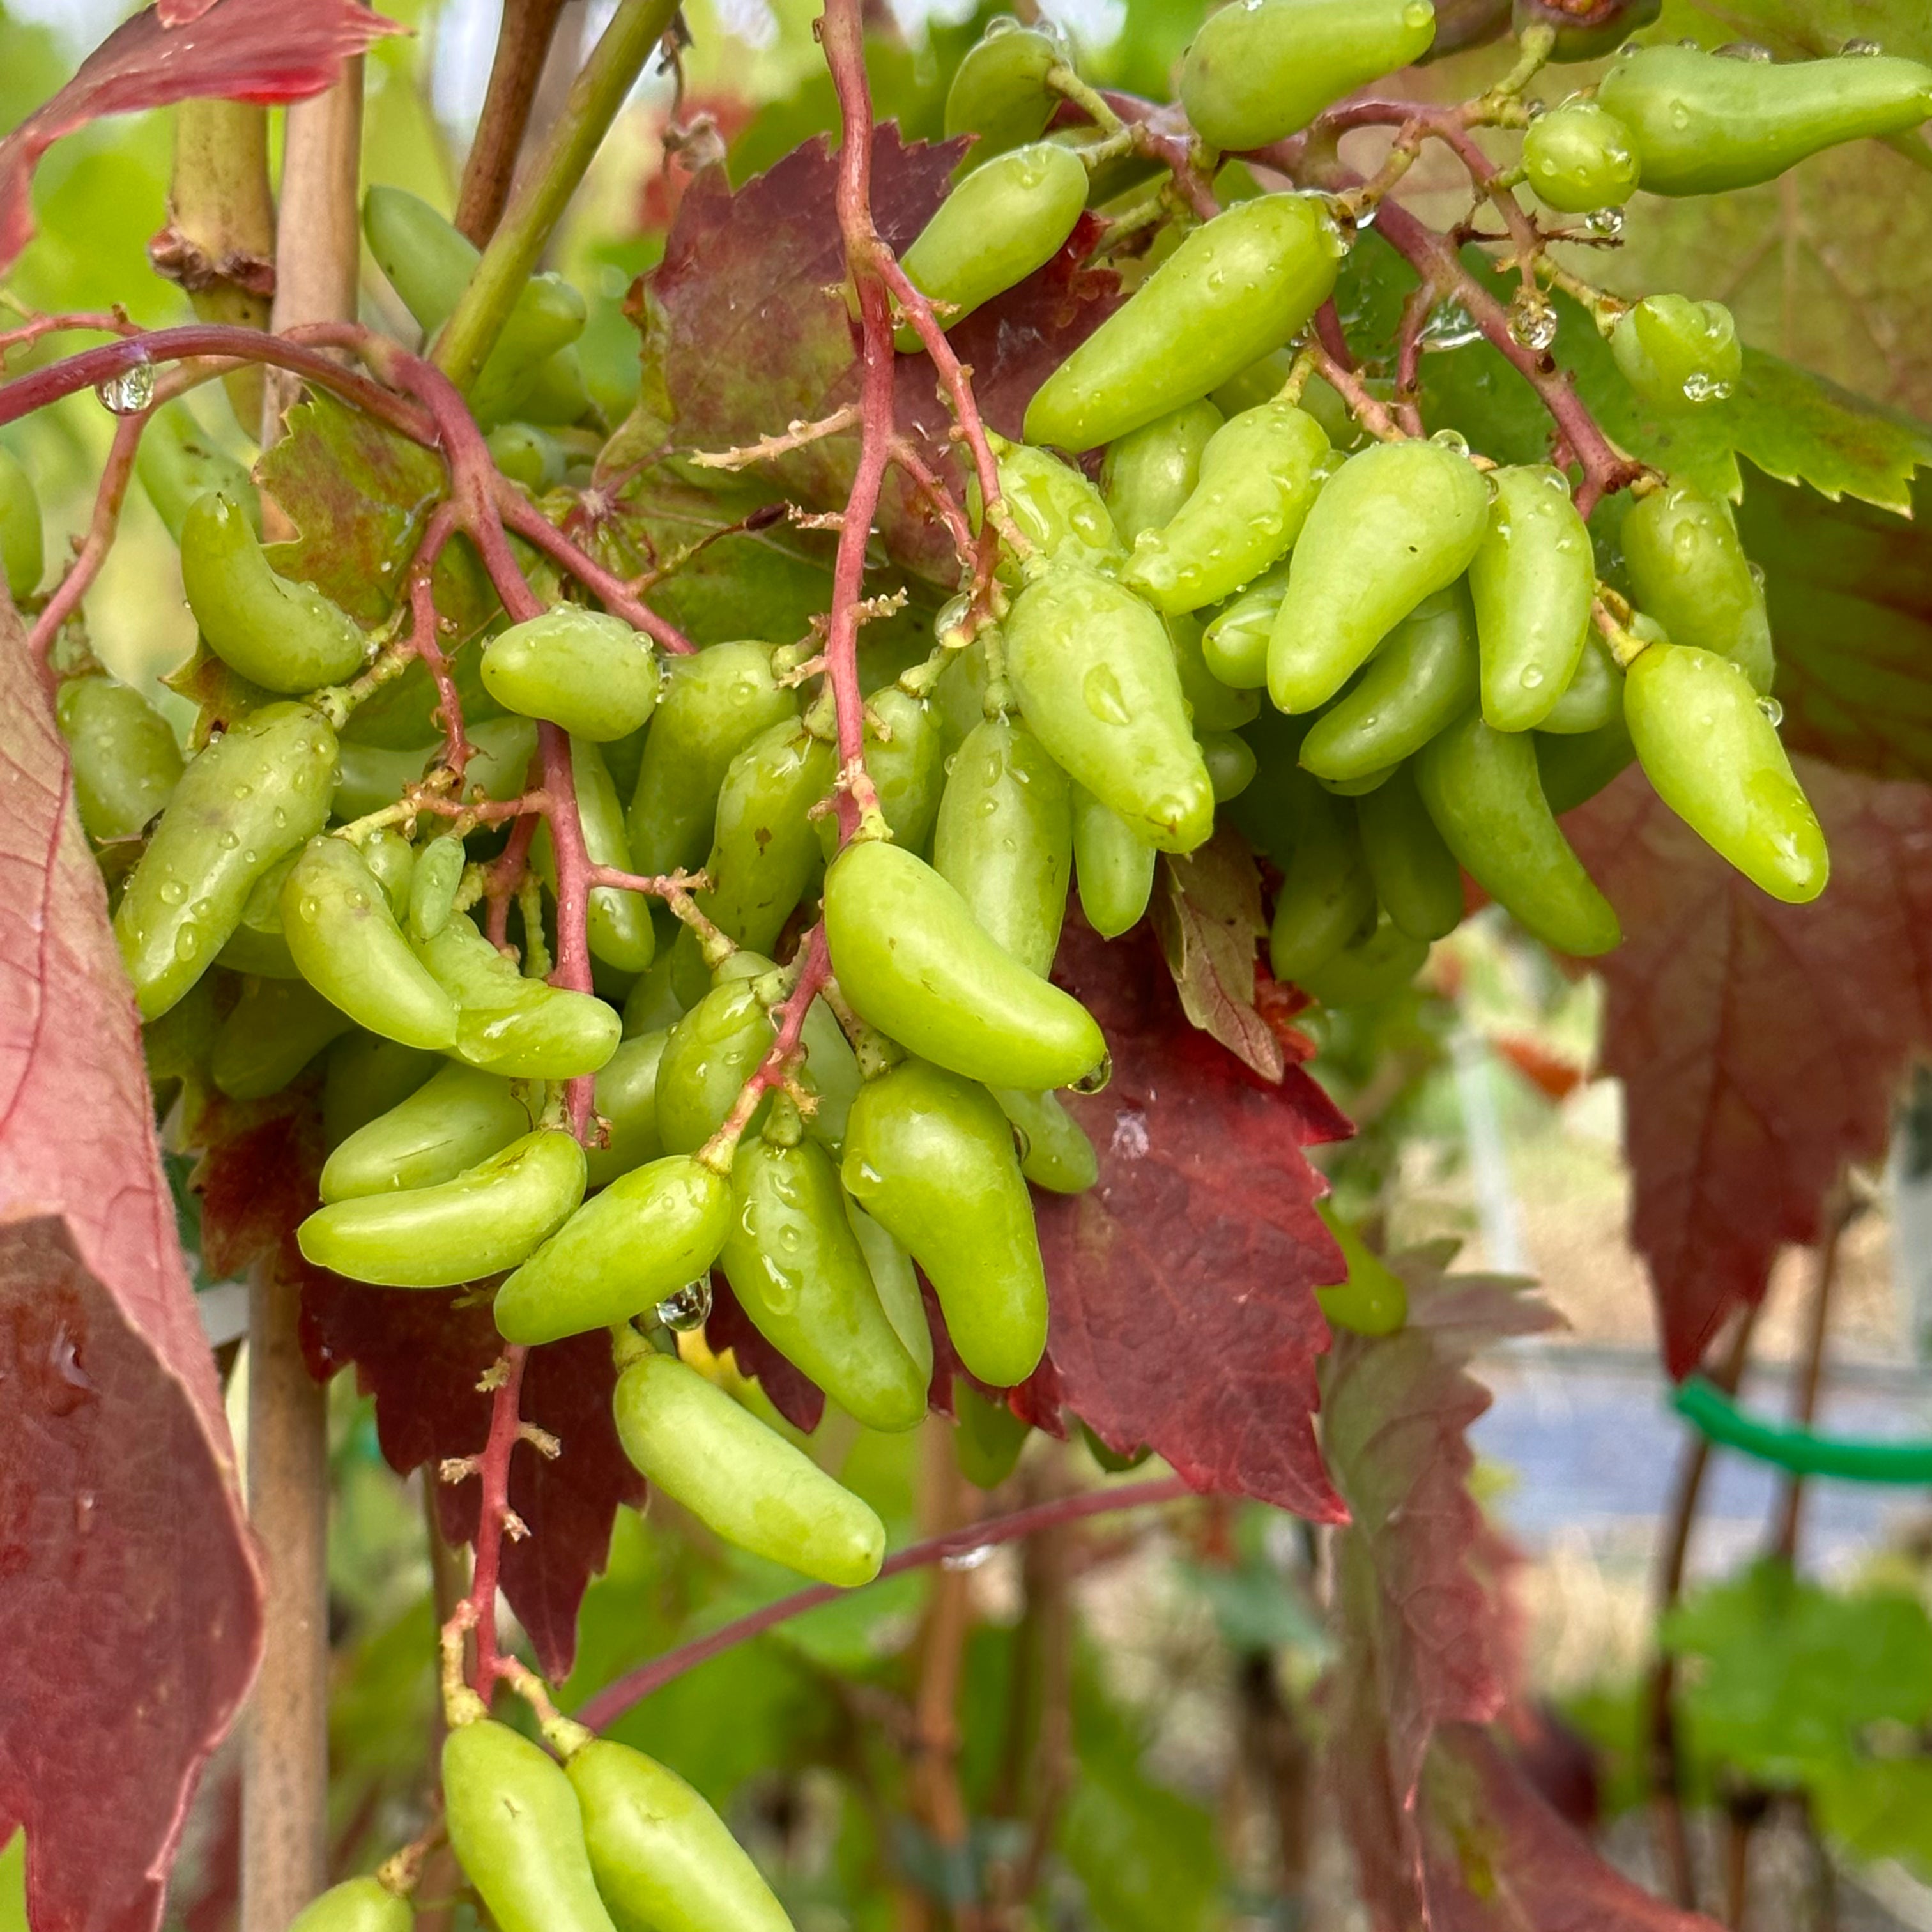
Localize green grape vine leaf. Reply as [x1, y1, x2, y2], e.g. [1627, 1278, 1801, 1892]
[0, 610, 262, 1932]
[1563, 756, 1932, 1374]
[1150, 829, 1284, 1082]
[1814, 1758, 1932, 1878]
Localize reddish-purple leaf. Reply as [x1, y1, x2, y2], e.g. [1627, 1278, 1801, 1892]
[0, 0, 399, 277]
[647, 128, 1116, 583]
[1034, 920, 1353, 1520]
[1149, 831, 1284, 1082]
[706, 1269, 825, 1436]
[300, 1268, 644, 1682]
[0, 608, 261, 1932]
[1564, 758, 1932, 1376]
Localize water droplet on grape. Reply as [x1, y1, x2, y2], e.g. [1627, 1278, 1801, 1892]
[1842, 36, 1884, 54]
[1430, 427, 1471, 458]
[1010, 1121, 1032, 1162]
[95, 356, 154, 416]
[1520, 665, 1545, 689]
[1083, 665, 1130, 725]
[158, 878, 187, 906]
[174, 926, 201, 961]
[1070, 1051, 1112, 1096]
[1757, 695, 1784, 727]
[1585, 206, 1625, 238]
[1506, 289, 1558, 353]
[1419, 300, 1481, 353]
[1680, 371, 1733, 402]
[656, 1278, 712, 1332]
[1714, 40, 1772, 59]
[1748, 561, 1766, 589]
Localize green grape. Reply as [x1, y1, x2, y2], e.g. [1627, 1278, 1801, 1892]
[845, 1193, 934, 1383]
[487, 420, 565, 492]
[843, 1060, 1046, 1389]
[824, 840, 1107, 1092]
[985, 436, 1124, 579]
[134, 401, 256, 546]
[1227, 705, 1314, 862]
[494, 1153, 729, 1343]
[1514, 0, 1659, 61]
[481, 607, 661, 744]
[1299, 585, 1477, 783]
[320, 1060, 535, 1201]
[1168, 610, 1260, 731]
[285, 1875, 413, 1932]
[280, 836, 459, 1051]
[627, 641, 795, 875]
[1536, 715, 1637, 815]
[360, 827, 417, 919]
[1314, 1200, 1408, 1335]
[408, 833, 467, 942]
[992, 1085, 1100, 1193]
[1414, 709, 1620, 954]
[1621, 479, 1774, 693]
[332, 715, 537, 823]
[1268, 781, 1376, 983]
[654, 979, 775, 1154]
[415, 914, 622, 1079]
[622, 947, 686, 1038]
[1024, 195, 1342, 451]
[853, 685, 944, 853]
[1200, 565, 1291, 690]
[1006, 563, 1214, 852]
[955, 1381, 1031, 1488]
[1596, 44, 1932, 197]
[1539, 629, 1621, 735]
[585, 1029, 666, 1187]
[320, 1032, 439, 1148]
[0, 442, 42, 601]
[215, 850, 301, 979]
[565, 1737, 799, 1932]
[211, 977, 354, 1100]
[944, 20, 1068, 165]
[116, 702, 339, 1020]
[1101, 399, 1223, 544]
[695, 721, 834, 955]
[612, 1347, 886, 1586]
[1124, 402, 1329, 615]
[1623, 640, 1827, 902]
[1521, 100, 1641, 211]
[898, 142, 1089, 348]
[1199, 729, 1257, 800]
[933, 714, 1073, 977]
[300, 1128, 586, 1288]
[443, 1718, 616, 1932]
[530, 735, 656, 974]
[180, 493, 367, 693]
[1070, 784, 1157, 937]
[56, 675, 183, 842]
[1179, 0, 1437, 152]
[1296, 911, 1429, 1006]
[363, 188, 587, 427]
[1610, 294, 1741, 409]
[1269, 438, 1491, 714]
[1356, 764, 1464, 942]
[721, 1132, 929, 1432]
[1469, 465, 1594, 733]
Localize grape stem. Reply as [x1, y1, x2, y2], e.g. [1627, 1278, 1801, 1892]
[440, 1344, 532, 1702]
[698, 923, 834, 1173]
[571, 1474, 1194, 1732]
[27, 406, 145, 677]
[402, 500, 475, 778]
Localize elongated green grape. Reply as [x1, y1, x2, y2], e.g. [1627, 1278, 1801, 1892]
[443, 1719, 616, 1932]
[1101, 400, 1223, 544]
[333, 714, 536, 823]
[1200, 729, 1256, 800]
[320, 1061, 535, 1202]
[494, 1153, 729, 1343]
[654, 978, 775, 1153]
[1536, 715, 1637, 815]
[1024, 195, 1342, 451]
[586, 1029, 666, 1187]
[1268, 781, 1375, 983]
[1180, 0, 1438, 152]
[1314, 1200, 1408, 1335]
[116, 702, 339, 1020]
[613, 1348, 886, 1586]
[985, 436, 1124, 578]
[721, 1133, 928, 1432]
[934, 714, 1072, 977]
[1071, 784, 1156, 937]
[566, 1737, 798, 1932]
[1624, 640, 1827, 901]
[1610, 294, 1740, 409]
[1415, 709, 1620, 954]
[286, 1875, 413, 1932]
[1540, 630, 1621, 735]
[956, 1381, 1031, 1488]
[217, 850, 302, 978]
[56, 676, 183, 841]
[1299, 585, 1476, 782]
[487, 420, 565, 491]
[824, 841, 1107, 1092]
[1356, 764, 1464, 942]
[944, 20, 1068, 164]
[134, 401, 256, 546]
[696, 721, 834, 955]
[1168, 610, 1259, 730]
[1296, 911, 1429, 1006]
[300, 1128, 586, 1287]
[1621, 479, 1774, 693]
[415, 914, 621, 1078]
[0, 443, 42, 600]
[1521, 99, 1641, 212]
[1270, 438, 1491, 713]
[843, 1061, 1046, 1389]
[992, 1085, 1100, 1193]
[408, 833, 467, 942]
[1006, 563, 1213, 852]
[281, 836, 459, 1051]
[1200, 565, 1290, 690]
[1469, 466, 1594, 732]
[180, 493, 368, 693]
[211, 977, 353, 1100]
[845, 1194, 934, 1383]
[482, 607, 661, 743]
[531, 735, 656, 974]
[321, 1032, 438, 1148]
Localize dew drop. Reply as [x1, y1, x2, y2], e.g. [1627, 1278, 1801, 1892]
[1506, 288, 1558, 353]
[1419, 299, 1482, 353]
[96, 356, 155, 415]
[174, 926, 201, 962]
[1070, 1050, 1112, 1096]
[1010, 1121, 1032, 1162]
[1756, 695, 1784, 727]
[1680, 371, 1734, 402]
[1585, 206, 1625, 238]
[1714, 39, 1772, 59]
[1430, 427, 1471, 459]
[1747, 561, 1767, 588]
[158, 878, 187, 906]
[1841, 35, 1884, 54]
[1083, 664, 1131, 726]
[1519, 664, 1546, 689]
[656, 1278, 712, 1331]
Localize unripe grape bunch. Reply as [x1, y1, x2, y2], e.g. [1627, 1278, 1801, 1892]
[11, 0, 1921, 1920]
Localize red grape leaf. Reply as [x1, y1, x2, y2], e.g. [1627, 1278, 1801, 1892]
[1033, 919, 1354, 1520]
[1150, 831, 1284, 1082]
[0, 0, 399, 277]
[643, 127, 1117, 584]
[0, 608, 261, 1932]
[705, 1268, 826, 1436]
[1563, 756, 1932, 1377]
[299, 1268, 644, 1682]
